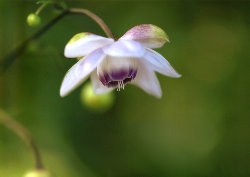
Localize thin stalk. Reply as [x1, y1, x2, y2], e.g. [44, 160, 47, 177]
[35, 3, 47, 15]
[1, 10, 69, 72]
[0, 7, 115, 73]
[0, 109, 44, 169]
[68, 8, 115, 39]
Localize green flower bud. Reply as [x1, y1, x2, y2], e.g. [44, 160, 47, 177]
[23, 169, 51, 177]
[80, 82, 115, 112]
[27, 13, 41, 27]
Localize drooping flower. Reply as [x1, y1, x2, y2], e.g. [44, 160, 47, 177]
[60, 24, 181, 98]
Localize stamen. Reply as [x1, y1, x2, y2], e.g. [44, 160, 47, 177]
[122, 80, 124, 90]
[117, 81, 120, 91]
[115, 80, 126, 91]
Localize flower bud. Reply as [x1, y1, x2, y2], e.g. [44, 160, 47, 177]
[80, 82, 115, 112]
[27, 13, 41, 27]
[23, 169, 51, 177]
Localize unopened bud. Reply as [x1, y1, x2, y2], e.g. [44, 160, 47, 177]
[80, 82, 115, 112]
[27, 13, 41, 27]
[23, 169, 51, 177]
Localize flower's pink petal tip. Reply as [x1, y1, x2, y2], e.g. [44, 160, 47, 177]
[120, 24, 169, 48]
[64, 32, 114, 58]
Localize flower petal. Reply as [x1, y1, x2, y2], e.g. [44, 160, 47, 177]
[132, 61, 162, 98]
[60, 49, 106, 97]
[64, 32, 114, 58]
[143, 48, 181, 78]
[102, 40, 145, 58]
[91, 71, 114, 94]
[120, 24, 169, 48]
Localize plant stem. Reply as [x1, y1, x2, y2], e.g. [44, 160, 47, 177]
[68, 8, 115, 39]
[1, 10, 69, 72]
[35, 3, 47, 15]
[0, 109, 44, 169]
[1, 7, 115, 73]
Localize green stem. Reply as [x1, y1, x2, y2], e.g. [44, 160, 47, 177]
[0, 7, 115, 73]
[35, 3, 47, 15]
[0, 109, 44, 170]
[1, 10, 69, 72]
[68, 8, 115, 39]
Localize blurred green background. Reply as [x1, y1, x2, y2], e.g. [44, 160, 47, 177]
[0, 0, 250, 177]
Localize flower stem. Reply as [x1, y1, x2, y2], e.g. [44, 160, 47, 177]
[0, 7, 114, 73]
[35, 3, 47, 15]
[0, 109, 44, 170]
[1, 10, 69, 72]
[68, 8, 115, 39]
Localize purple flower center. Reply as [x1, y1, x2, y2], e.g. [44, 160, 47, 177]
[99, 68, 137, 89]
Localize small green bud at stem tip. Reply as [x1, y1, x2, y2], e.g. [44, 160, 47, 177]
[27, 13, 41, 27]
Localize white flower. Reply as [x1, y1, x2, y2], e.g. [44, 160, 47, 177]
[60, 24, 181, 98]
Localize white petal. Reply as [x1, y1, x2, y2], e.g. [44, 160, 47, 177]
[132, 61, 162, 98]
[102, 39, 145, 58]
[64, 32, 114, 58]
[60, 49, 106, 97]
[120, 24, 169, 49]
[91, 71, 114, 94]
[143, 48, 181, 78]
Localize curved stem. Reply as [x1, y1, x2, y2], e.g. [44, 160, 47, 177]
[1, 10, 69, 72]
[68, 8, 115, 39]
[0, 7, 115, 73]
[35, 3, 47, 15]
[0, 109, 44, 169]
